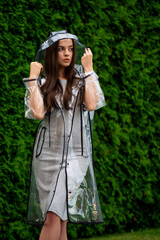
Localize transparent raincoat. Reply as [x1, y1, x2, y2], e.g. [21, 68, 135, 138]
[23, 30, 106, 225]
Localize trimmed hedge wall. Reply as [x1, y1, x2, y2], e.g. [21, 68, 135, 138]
[0, 0, 160, 239]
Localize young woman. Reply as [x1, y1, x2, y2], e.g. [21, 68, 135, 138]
[23, 30, 105, 240]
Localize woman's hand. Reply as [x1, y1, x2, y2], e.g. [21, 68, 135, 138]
[29, 61, 43, 79]
[81, 48, 93, 73]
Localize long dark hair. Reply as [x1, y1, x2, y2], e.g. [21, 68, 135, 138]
[41, 39, 81, 113]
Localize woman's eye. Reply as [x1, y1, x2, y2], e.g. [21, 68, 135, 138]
[58, 47, 63, 51]
[58, 47, 73, 52]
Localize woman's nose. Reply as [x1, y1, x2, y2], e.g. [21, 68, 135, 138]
[64, 49, 69, 55]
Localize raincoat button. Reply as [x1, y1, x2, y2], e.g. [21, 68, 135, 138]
[69, 191, 71, 194]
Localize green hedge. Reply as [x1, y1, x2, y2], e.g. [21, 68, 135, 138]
[0, 0, 160, 239]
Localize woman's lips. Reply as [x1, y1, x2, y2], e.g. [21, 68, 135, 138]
[63, 59, 70, 62]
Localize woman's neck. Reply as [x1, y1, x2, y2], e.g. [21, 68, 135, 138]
[58, 67, 67, 80]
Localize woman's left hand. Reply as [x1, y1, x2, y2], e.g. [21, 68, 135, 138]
[81, 48, 93, 73]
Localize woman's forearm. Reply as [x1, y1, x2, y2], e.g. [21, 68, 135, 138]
[29, 81, 45, 119]
[84, 74, 98, 111]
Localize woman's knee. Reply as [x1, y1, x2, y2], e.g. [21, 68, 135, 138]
[61, 220, 67, 230]
[44, 211, 61, 226]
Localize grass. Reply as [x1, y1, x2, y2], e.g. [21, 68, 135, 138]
[78, 228, 160, 240]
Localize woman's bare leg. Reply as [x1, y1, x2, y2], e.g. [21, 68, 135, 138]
[39, 212, 61, 240]
[59, 220, 67, 240]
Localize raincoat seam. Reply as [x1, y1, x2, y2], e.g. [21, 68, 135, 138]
[65, 90, 80, 221]
[48, 113, 51, 147]
[88, 112, 95, 170]
[45, 103, 66, 219]
[80, 103, 83, 156]
[35, 126, 46, 158]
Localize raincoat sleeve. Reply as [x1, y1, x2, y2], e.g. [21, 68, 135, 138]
[83, 71, 106, 110]
[22, 77, 46, 120]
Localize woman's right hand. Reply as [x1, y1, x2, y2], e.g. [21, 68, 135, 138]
[29, 62, 43, 79]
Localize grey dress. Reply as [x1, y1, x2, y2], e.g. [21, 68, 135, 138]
[35, 80, 89, 221]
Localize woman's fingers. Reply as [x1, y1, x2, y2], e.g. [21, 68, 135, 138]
[30, 62, 43, 78]
[83, 48, 92, 57]
[81, 48, 93, 72]
[85, 48, 92, 55]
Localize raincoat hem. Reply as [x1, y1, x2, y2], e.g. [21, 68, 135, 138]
[25, 219, 104, 226]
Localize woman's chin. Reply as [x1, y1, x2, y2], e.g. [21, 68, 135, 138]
[59, 63, 71, 68]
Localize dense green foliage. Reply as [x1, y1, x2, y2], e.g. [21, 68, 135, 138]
[78, 228, 160, 240]
[0, 0, 160, 239]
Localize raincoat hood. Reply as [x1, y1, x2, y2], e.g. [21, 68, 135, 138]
[35, 30, 86, 66]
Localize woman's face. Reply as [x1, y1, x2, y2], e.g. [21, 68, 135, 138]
[57, 39, 74, 68]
